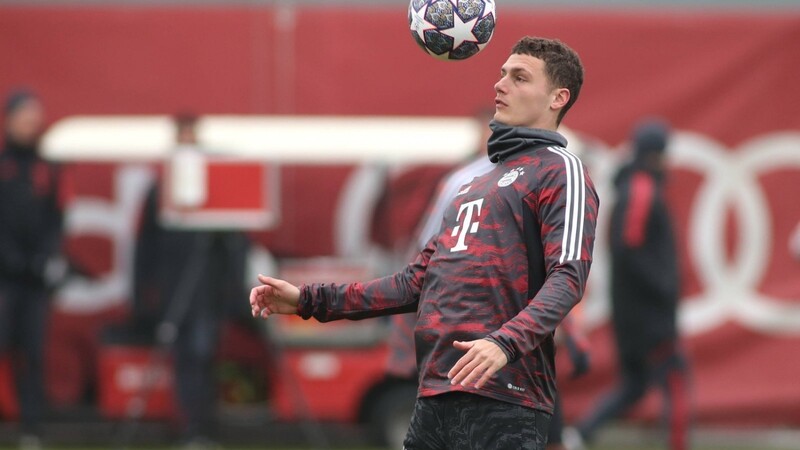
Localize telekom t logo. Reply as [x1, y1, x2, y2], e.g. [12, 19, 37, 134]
[450, 198, 484, 252]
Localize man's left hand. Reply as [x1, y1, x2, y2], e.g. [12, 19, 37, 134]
[448, 339, 508, 389]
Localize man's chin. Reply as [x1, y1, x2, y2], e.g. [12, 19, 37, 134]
[493, 111, 510, 125]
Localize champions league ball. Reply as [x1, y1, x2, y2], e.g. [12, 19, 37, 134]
[408, 0, 496, 61]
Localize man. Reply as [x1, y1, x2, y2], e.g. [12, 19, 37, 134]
[134, 114, 250, 449]
[250, 36, 599, 450]
[564, 120, 690, 450]
[386, 114, 591, 450]
[0, 90, 66, 449]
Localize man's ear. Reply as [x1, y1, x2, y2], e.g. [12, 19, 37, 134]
[551, 88, 570, 111]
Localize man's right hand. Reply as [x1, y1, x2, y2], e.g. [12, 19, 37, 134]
[249, 274, 301, 319]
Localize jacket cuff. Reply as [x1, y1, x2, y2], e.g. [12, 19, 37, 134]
[484, 335, 515, 364]
[297, 284, 312, 319]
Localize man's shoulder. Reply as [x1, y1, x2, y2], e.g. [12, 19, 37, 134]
[533, 145, 591, 184]
[538, 144, 584, 167]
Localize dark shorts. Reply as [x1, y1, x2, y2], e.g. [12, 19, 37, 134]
[403, 392, 551, 450]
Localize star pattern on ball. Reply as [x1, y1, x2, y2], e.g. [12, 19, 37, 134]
[440, 6, 480, 51]
[410, 2, 437, 44]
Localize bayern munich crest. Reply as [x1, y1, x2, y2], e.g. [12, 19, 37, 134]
[498, 167, 524, 187]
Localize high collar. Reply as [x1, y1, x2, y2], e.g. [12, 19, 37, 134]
[487, 121, 568, 163]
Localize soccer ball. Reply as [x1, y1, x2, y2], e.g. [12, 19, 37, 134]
[408, 0, 496, 61]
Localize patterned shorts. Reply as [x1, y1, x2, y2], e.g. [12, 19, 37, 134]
[402, 392, 551, 450]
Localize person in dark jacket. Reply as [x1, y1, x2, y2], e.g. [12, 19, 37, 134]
[133, 114, 251, 449]
[0, 89, 66, 449]
[564, 119, 690, 450]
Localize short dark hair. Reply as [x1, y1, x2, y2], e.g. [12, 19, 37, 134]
[173, 112, 198, 131]
[632, 118, 670, 156]
[4, 88, 39, 116]
[511, 37, 584, 125]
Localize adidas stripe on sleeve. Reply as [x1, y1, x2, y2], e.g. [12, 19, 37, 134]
[547, 146, 586, 264]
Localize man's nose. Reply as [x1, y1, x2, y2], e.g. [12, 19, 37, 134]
[494, 77, 506, 94]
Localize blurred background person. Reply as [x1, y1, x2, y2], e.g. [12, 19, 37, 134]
[0, 89, 67, 450]
[564, 119, 690, 450]
[132, 114, 251, 449]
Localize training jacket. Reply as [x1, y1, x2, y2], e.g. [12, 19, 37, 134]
[297, 122, 599, 413]
[0, 140, 65, 286]
[609, 162, 679, 358]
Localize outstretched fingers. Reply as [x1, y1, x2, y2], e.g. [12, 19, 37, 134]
[250, 276, 277, 319]
[473, 364, 500, 389]
[447, 339, 508, 389]
[249, 275, 301, 319]
[448, 341, 484, 386]
[449, 357, 483, 386]
[250, 285, 265, 317]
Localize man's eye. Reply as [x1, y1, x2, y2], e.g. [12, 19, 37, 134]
[516, 76, 526, 82]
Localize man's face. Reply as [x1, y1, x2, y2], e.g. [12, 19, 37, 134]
[177, 125, 198, 146]
[493, 54, 561, 130]
[6, 98, 44, 146]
